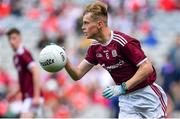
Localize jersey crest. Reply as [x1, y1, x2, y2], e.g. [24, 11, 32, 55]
[112, 50, 117, 57]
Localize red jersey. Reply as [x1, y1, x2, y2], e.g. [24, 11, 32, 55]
[13, 46, 36, 100]
[85, 31, 156, 93]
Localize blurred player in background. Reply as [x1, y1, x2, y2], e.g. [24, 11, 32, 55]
[6, 28, 44, 118]
[64, 1, 167, 118]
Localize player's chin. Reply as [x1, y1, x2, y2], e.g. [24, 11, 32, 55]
[84, 34, 90, 39]
[86, 34, 94, 39]
[85, 36, 91, 39]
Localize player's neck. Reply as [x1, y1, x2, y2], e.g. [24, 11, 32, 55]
[97, 27, 111, 44]
[15, 43, 23, 53]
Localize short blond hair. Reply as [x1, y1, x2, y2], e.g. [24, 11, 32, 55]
[83, 1, 108, 25]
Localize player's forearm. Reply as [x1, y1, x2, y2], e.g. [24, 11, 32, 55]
[125, 60, 153, 90]
[65, 59, 80, 81]
[33, 77, 41, 97]
[32, 67, 41, 97]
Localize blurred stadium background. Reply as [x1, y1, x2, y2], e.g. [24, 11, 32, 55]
[0, 0, 180, 118]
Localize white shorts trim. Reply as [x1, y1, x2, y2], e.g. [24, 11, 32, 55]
[150, 83, 167, 116]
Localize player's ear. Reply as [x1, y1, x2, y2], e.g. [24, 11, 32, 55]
[97, 20, 104, 29]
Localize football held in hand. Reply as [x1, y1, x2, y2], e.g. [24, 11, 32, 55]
[39, 44, 67, 73]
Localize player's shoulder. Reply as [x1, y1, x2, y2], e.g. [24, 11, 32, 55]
[16, 47, 32, 60]
[113, 31, 132, 39]
[112, 31, 139, 46]
[23, 48, 31, 54]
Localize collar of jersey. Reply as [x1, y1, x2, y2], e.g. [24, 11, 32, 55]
[16, 44, 24, 55]
[101, 30, 113, 46]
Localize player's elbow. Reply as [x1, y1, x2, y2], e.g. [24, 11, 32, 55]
[146, 64, 153, 75]
[73, 77, 80, 81]
[140, 60, 153, 76]
[72, 75, 81, 81]
[143, 61, 153, 75]
[72, 70, 85, 81]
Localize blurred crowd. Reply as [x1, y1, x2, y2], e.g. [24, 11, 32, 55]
[0, 66, 112, 117]
[0, 0, 180, 118]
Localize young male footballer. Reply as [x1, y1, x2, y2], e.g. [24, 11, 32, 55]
[6, 28, 44, 118]
[65, 1, 167, 118]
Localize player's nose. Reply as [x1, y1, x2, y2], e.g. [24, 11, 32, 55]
[81, 25, 85, 31]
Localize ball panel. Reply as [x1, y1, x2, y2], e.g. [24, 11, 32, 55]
[39, 52, 58, 72]
[54, 46, 67, 69]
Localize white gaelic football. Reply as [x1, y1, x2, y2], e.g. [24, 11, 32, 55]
[39, 44, 67, 73]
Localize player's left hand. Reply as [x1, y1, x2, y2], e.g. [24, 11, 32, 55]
[32, 96, 41, 107]
[102, 85, 125, 99]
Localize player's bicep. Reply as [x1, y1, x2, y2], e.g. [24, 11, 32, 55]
[77, 59, 94, 78]
[138, 58, 154, 75]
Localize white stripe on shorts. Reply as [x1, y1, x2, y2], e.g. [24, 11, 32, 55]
[150, 84, 167, 116]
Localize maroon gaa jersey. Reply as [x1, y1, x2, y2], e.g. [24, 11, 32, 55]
[13, 46, 37, 100]
[85, 31, 156, 93]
